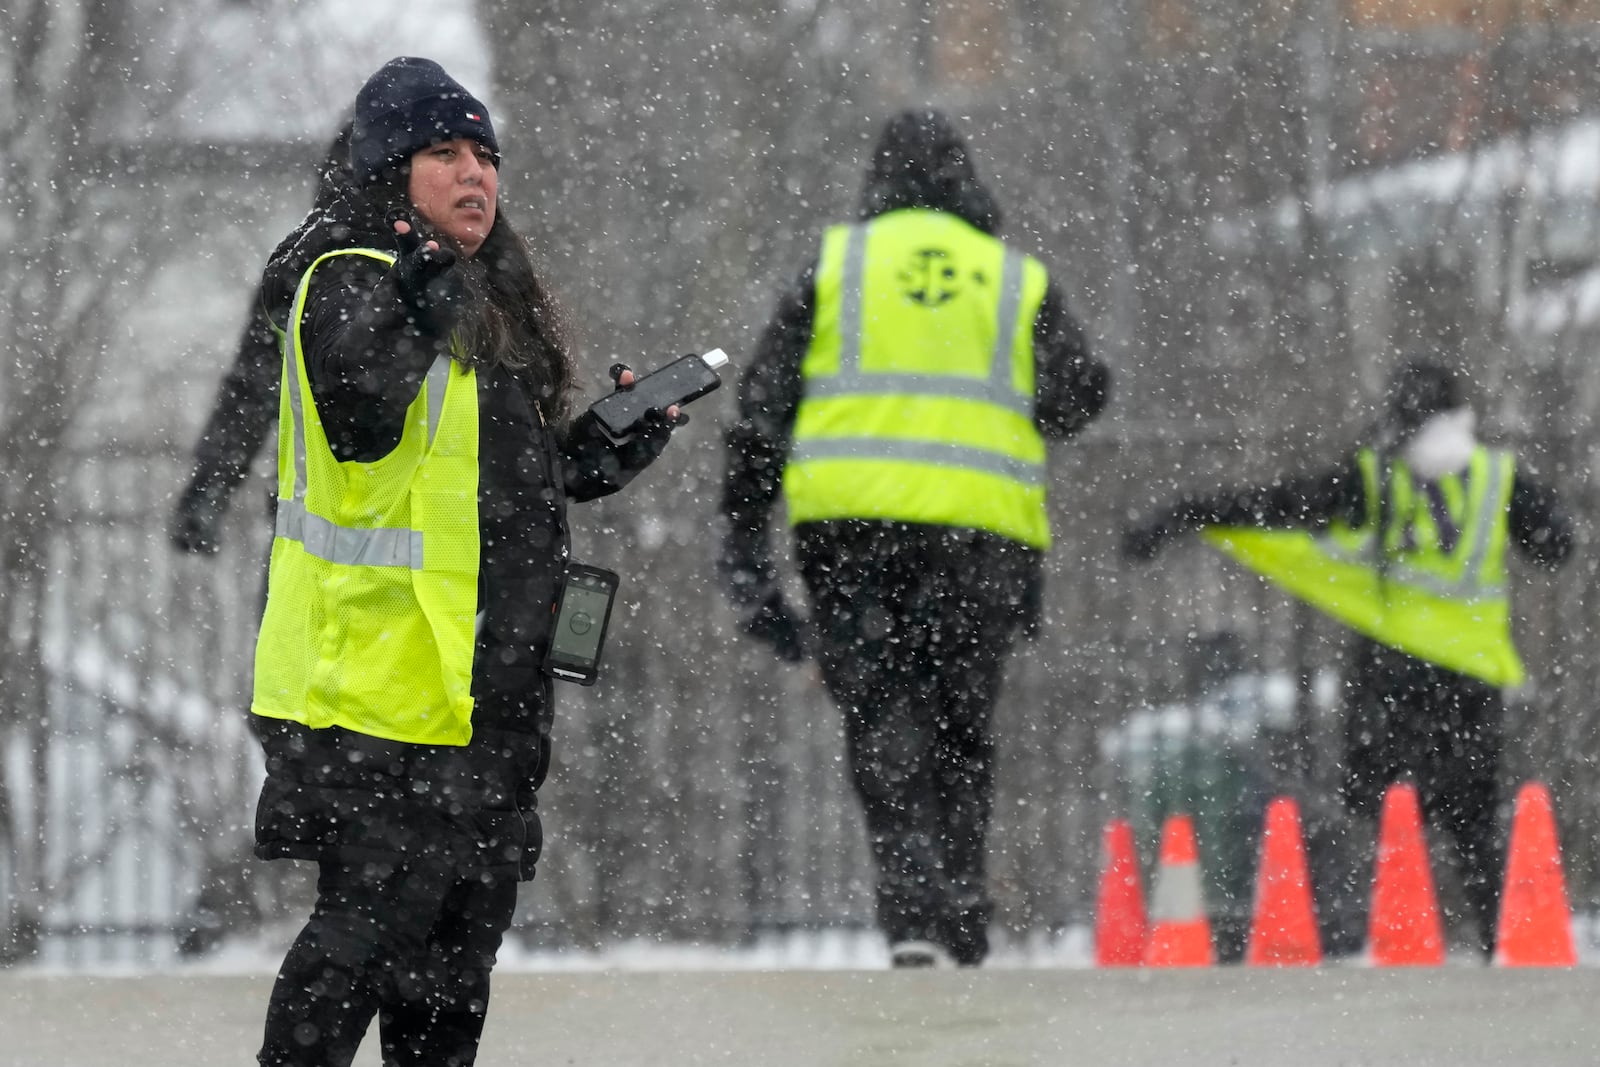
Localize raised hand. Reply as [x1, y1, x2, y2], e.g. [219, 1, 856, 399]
[387, 211, 463, 317]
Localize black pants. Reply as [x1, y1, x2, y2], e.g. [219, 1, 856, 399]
[1334, 638, 1505, 957]
[798, 522, 1033, 965]
[259, 859, 518, 1067]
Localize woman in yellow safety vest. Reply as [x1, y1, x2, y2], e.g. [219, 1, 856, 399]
[250, 58, 683, 1067]
[1122, 359, 1572, 959]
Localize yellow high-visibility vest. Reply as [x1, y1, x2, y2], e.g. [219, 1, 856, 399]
[1203, 446, 1522, 686]
[782, 209, 1051, 548]
[251, 248, 481, 745]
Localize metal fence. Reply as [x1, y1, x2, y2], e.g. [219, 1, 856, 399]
[11, 416, 1593, 968]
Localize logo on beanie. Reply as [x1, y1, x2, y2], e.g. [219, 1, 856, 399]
[350, 57, 500, 185]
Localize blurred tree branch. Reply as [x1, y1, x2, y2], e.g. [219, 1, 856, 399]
[0, 0, 188, 964]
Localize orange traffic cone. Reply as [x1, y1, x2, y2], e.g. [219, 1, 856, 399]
[1143, 813, 1214, 967]
[1245, 796, 1322, 966]
[1094, 817, 1147, 966]
[1367, 782, 1445, 966]
[1494, 782, 1577, 967]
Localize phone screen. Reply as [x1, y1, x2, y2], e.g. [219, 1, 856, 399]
[547, 566, 618, 684]
[591, 354, 722, 438]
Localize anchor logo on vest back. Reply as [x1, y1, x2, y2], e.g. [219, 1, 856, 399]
[898, 248, 965, 307]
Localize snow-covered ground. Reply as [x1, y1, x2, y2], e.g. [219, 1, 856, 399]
[10, 919, 1600, 1065]
[5, 965, 1599, 1067]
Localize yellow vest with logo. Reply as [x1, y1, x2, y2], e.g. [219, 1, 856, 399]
[251, 248, 481, 745]
[782, 209, 1052, 548]
[1202, 446, 1521, 686]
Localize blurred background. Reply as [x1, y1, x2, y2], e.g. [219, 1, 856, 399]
[4, 0, 1600, 968]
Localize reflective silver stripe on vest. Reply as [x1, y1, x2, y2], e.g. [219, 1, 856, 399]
[989, 248, 1024, 385]
[788, 437, 1044, 486]
[810, 225, 1032, 417]
[424, 354, 452, 448]
[803, 371, 1033, 408]
[1457, 452, 1509, 596]
[284, 327, 310, 507]
[275, 500, 424, 569]
[837, 224, 869, 374]
[1317, 453, 1510, 600]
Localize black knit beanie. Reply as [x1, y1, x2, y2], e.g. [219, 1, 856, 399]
[349, 57, 499, 186]
[1385, 359, 1464, 441]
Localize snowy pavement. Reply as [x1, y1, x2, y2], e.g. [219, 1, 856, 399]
[4, 966, 1598, 1066]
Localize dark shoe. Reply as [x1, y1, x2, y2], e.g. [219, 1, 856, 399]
[943, 902, 992, 966]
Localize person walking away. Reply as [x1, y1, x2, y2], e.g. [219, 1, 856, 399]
[171, 120, 355, 556]
[718, 109, 1110, 968]
[1122, 358, 1572, 958]
[251, 57, 686, 1066]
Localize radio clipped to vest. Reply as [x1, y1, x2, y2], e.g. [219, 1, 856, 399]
[544, 562, 621, 686]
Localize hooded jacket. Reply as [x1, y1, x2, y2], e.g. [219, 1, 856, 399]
[250, 175, 650, 880]
[720, 111, 1109, 615]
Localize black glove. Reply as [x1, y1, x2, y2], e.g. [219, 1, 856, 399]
[564, 406, 676, 494]
[170, 485, 227, 555]
[388, 212, 464, 321]
[1121, 520, 1171, 562]
[562, 363, 683, 497]
[740, 590, 807, 663]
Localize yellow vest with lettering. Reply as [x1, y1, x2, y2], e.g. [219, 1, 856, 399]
[251, 248, 481, 745]
[783, 209, 1051, 548]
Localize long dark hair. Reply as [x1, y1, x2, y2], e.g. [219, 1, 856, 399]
[446, 209, 577, 426]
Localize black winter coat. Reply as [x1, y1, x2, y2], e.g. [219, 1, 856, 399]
[251, 185, 639, 881]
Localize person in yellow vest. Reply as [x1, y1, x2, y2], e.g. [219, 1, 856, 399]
[170, 119, 355, 558]
[1122, 359, 1571, 958]
[250, 58, 684, 1067]
[718, 110, 1110, 968]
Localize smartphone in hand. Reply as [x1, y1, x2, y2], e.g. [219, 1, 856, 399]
[589, 349, 729, 441]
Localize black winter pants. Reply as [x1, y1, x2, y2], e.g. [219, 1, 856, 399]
[797, 522, 1034, 965]
[258, 859, 518, 1067]
[1337, 638, 1505, 957]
